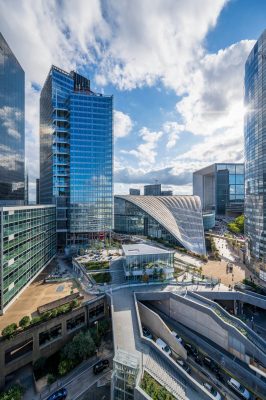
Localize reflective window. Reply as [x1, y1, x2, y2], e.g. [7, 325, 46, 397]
[0, 34, 25, 204]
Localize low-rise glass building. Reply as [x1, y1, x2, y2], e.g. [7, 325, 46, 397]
[115, 195, 206, 255]
[122, 243, 174, 280]
[0, 205, 56, 314]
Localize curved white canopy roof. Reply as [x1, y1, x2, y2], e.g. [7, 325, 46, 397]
[115, 195, 206, 255]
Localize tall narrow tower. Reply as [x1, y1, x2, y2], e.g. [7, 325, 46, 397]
[40, 66, 113, 250]
[0, 33, 25, 205]
[244, 30, 266, 270]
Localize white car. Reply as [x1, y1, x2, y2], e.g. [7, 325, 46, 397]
[171, 331, 183, 345]
[203, 383, 222, 400]
[227, 378, 250, 399]
[156, 338, 171, 356]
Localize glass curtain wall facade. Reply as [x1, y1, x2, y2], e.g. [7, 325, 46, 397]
[114, 195, 206, 255]
[40, 66, 113, 249]
[216, 164, 244, 214]
[0, 205, 56, 314]
[193, 163, 244, 215]
[0, 33, 25, 205]
[245, 30, 266, 263]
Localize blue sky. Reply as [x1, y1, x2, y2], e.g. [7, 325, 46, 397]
[0, 0, 265, 199]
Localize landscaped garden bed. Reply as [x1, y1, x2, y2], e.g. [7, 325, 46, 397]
[141, 371, 176, 399]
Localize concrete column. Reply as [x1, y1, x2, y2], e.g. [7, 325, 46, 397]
[32, 329, 40, 361]
[0, 344, 5, 390]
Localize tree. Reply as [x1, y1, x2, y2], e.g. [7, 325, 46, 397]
[228, 214, 244, 234]
[19, 316, 31, 329]
[98, 318, 110, 336]
[61, 330, 95, 364]
[0, 385, 24, 400]
[2, 323, 18, 339]
[58, 360, 74, 376]
[33, 357, 46, 374]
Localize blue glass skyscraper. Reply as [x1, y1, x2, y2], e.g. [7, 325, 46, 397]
[245, 30, 266, 268]
[0, 33, 25, 204]
[40, 66, 113, 249]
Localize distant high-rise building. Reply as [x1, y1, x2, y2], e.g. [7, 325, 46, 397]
[40, 66, 113, 249]
[245, 30, 266, 265]
[129, 188, 140, 195]
[0, 33, 25, 205]
[193, 163, 244, 216]
[36, 178, 40, 204]
[144, 184, 161, 196]
[161, 190, 173, 196]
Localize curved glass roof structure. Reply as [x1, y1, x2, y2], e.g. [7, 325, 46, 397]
[115, 195, 206, 255]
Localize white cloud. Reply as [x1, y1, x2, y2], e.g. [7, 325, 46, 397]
[0, 0, 254, 199]
[95, 0, 227, 91]
[121, 127, 163, 166]
[176, 40, 255, 137]
[0, 106, 22, 140]
[163, 122, 184, 149]
[114, 110, 133, 138]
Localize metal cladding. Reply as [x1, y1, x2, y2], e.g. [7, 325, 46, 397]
[116, 195, 206, 255]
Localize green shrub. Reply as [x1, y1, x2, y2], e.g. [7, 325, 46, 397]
[0, 384, 24, 400]
[19, 316, 31, 329]
[47, 373, 56, 384]
[30, 316, 41, 325]
[141, 372, 176, 400]
[93, 272, 111, 283]
[1, 323, 18, 338]
[58, 360, 74, 376]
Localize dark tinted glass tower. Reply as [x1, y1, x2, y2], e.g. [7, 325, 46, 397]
[40, 66, 113, 250]
[245, 30, 266, 264]
[0, 33, 25, 204]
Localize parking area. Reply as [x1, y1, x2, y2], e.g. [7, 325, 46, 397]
[141, 314, 255, 400]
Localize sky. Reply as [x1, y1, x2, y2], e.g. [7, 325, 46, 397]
[0, 0, 265, 200]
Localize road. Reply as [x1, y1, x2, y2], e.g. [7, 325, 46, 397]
[41, 356, 112, 400]
[146, 303, 265, 399]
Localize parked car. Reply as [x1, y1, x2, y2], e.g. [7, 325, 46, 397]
[171, 331, 183, 345]
[194, 355, 202, 365]
[93, 359, 110, 375]
[47, 388, 67, 400]
[203, 356, 219, 373]
[227, 378, 250, 399]
[203, 383, 222, 400]
[184, 342, 198, 356]
[142, 326, 152, 339]
[176, 359, 191, 374]
[156, 338, 171, 356]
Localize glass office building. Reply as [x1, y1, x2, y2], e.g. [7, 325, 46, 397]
[40, 66, 113, 249]
[0, 205, 56, 314]
[0, 33, 25, 205]
[193, 163, 244, 216]
[114, 195, 206, 255]
[245, 30, 266, 265]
